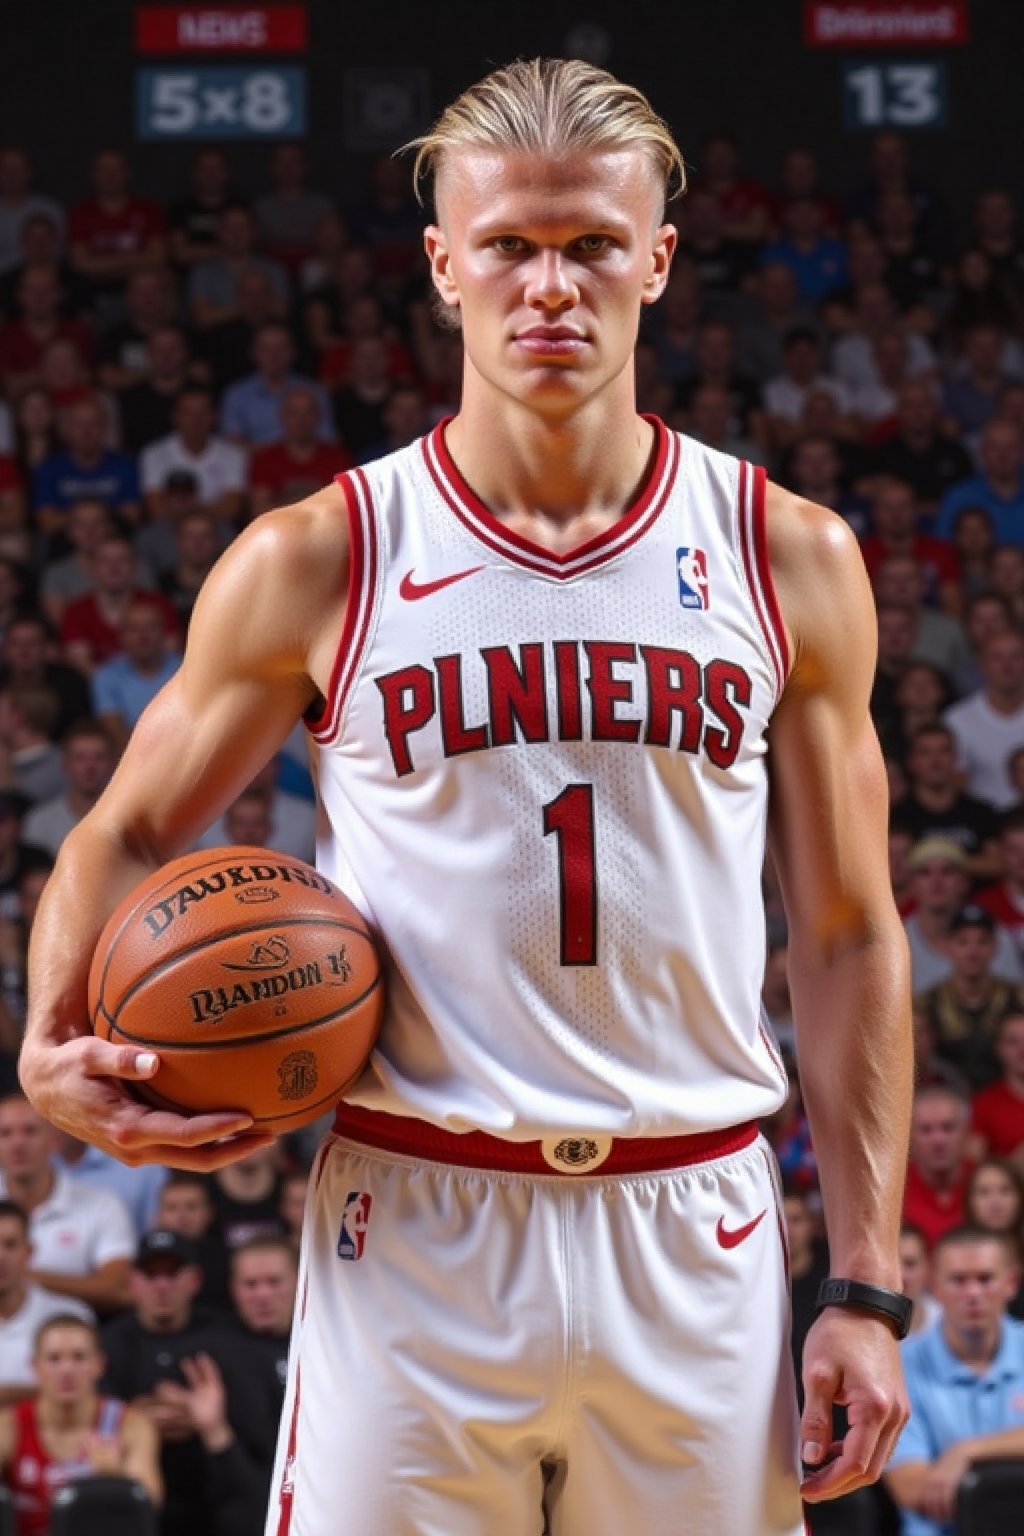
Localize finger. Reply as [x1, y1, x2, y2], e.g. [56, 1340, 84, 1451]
[799, 1368, 837, 1468]
[114, 1133, 276, 1171]
[800, 1422, 885, 1501]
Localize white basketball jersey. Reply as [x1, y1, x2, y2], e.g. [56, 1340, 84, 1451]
[307, 418, 791, 1137]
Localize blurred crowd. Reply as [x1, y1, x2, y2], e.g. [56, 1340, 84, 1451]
[0, 124, 1023, 1531]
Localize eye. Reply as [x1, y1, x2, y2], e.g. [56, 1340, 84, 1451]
[574, 235, 611, 255]
[492, 235, 526, 254]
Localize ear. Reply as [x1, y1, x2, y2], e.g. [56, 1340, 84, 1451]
[424, 225, 461, 312]
[641, 223, 678, 307]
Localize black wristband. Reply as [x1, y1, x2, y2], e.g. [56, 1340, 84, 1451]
[815, 1278, 913, 1340]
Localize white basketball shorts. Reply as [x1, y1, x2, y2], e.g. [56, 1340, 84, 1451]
[266, 1113, 804, 1536]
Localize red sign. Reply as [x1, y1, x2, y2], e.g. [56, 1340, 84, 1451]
[135, 6, 307, 54]
[804, 1, 969, 47]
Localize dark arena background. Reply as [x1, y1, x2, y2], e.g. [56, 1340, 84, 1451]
[0, 2, 1023, 1534]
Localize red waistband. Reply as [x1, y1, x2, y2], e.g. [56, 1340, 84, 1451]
[332, 1103, 759, 1176]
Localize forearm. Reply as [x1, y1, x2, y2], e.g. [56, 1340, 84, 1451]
[958, 1427, 1024, 1462]
[791, 919, 913, 1286]
[29, 1263, 132, 1313]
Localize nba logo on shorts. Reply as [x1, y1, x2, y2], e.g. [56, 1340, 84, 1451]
[338, 1191, 372, 1260]
[677, 547, 710, 610]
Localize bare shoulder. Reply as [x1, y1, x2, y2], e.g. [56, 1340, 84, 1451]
[764, 479, 875, 689]
[217, 481, 351, 594]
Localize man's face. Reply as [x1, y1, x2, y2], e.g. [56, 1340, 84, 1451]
[910, 1094, 968, 1177]
[899, 1232, 929, 1299]
[425, 146, 675, 420]
[254, 329, 293, 379]
[996, 1016, 1024, 1077]
[95, 541, 135, 593]
[981, 421, 1022, 481]
[67, 501, 109, 551]
[910, 858, 968, 916]
[0, 1215, 29, 1292]
[121, 603, 166, 668]
[65, 735, 115, 797]
[34, 1325, 103, 1404]
[282, 389, 321, 443]
[225, 796, 271, 847]
[131, 1260, 200, 1328]
[872, 483, 916, 539]
[230, 1250, 297, 1334]
[66, 403, 104, 459]
[934, 1239, 1018, 1335]
[4, 622, 46, 675]
[0, 1101, 53, 1180]
[947, 924, 996, 981]
[175, 394, 213, 443]
[157, 1184, 212, 1239]
[981, 632, 1024, 695]
[907, 732, 955, 790]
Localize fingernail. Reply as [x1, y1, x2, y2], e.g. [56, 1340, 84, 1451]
[802, 1442, 822, 1462]
[136, 1052, 158, 1073]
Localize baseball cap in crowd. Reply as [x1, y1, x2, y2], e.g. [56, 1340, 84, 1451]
[907, 836, 968, 872]
[949, 904, 996, 936]
[135, 1229, 199, 1270]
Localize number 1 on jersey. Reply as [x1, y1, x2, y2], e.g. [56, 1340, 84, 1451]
[542, 783, 598, 966]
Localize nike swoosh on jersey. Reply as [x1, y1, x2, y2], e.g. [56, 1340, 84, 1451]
[399, 566, 485, 601]
[715, 1209, 767, 1249]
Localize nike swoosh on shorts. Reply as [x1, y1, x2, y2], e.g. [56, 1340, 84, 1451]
[715, 1209, 767, 1249]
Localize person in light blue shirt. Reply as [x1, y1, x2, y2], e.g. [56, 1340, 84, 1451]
[90, 598, 181, 752]
[220, 321, 332, 447]
[884, 1227, 1024, 1534]
[935, 419, 1024, 547]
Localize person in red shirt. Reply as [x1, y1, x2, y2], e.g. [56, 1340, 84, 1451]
[694, 132, 771, 245]
[59, 534, 179, 674]
[68, 150, 165, 298]
[248, 385, 354, 520]
[0, 1313, 160, 1534]
[902, 1083, 975, 1247]
[978, 809, 1024, 965]
[859, 476, 960, 615]
[0, 266, 93, 401]
[971, 1011, 1024, 1161]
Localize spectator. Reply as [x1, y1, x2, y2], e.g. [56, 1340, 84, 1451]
[681, 381, 763, 464]
[871, 601, 917, 751]
[0, 1199, 92, 1404]
[884, 1227, 1024, 1533]
[253, 142, 335, 273]
[633, 339, 675, 421]
[33, 395, 139, 541]
[0, 613, 92, 740]
[187, 204, 288, 332]
[209, 1143, 286, 1255]
[944, 323, 1014, 449]
[38, 495, 112, 629]
[221, 323, 332, 449]
[96, 266, 178, 394]
[0, 209, 89, 324]
[675, 187, 751, 297]
[694, 131, 770, 245]
[944, 628, 1024, 810]
[860, 479, 959, 614]
[200, 267, 282, 393]
[100, 1229, 230, 1536]
[91, 599, 181, 751]
[0, 681, 65, 804]
[902, 1085, 974, 1248]
[964, 1160, 1024, 1276]
[873, 555, 970, 684]
[278, 1170, 307, 1251]
[59, 534, 178, 674]
[168, 148, 235, 270]
[831, 280, 936, 394]
[771, 147, 841, 234]
[950, 505, 997, 606]
[970, 1013, 1024, 1163]
[196, 757, 316, 864]
[296, 209, 350, 297]
[350, 151, 427, 292]
[120, 325, 201, 454]
[140, 385, 245, 531]
[0, 148, 65, 278]
[0, 264, 92, 403]
[157, 510, 221, 630]
[761, 327, 852, 452]
[875, 187, 942, 310]
[903, 838, 1021, 993]
[912, 1006, 972, 1099]
[944, 246, 1021, 350]
[10, 387, 58, 487]
[51, 1125, 167, 1244]
[977, 810, 1024, 964]
[851, 328, 919, 439]
[331, 333, 395, 456]
[225, 1237, 295, 1392]
[22, 720, 116, 855]
[914, 904, 1024, 1091]
[0, 789, 50, 920]
[735, 260, 820, 384]
[890, 724, 1001, 882]
[969, 187, 1024, 312]
[758, 195, 848, 304]
[900, 1223, 941, 1336]
[989, 543, 1024, 627]
[782, 433, 867, 530]
[0, 1314, 162, 1521]
[847, 129, 941, 242]
[67, 148, 166, 302]
[314, 292, 416, 391]
[645, 258, 702, 386]
[936, 417, 1024, 546]
[359, 383, 431, 466]
[866, 379, 974, 519]
[155, 1172, 229, 1312]
[675, 319, 763, 439]
[891, 663, 954, 759]
[247, 383, 353, 520]
[0, 1094, 133, 1313]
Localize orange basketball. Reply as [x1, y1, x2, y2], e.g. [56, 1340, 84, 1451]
[88, 846, 385, 1134]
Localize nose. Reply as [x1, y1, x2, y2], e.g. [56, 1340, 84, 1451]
[524, 248, 579, 311]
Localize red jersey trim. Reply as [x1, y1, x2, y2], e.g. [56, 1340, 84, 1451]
[421, 414, 679, 579]
[737, 461, 788, 700]
[306, 469, 377, 744]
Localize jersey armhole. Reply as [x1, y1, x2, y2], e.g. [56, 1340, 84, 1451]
[305, 468, 378, 744]
[737, 461, 790, 700]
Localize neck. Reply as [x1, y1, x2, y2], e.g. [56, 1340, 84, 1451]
[41, 1393, 97, 1433]
[0, 1281, 27, 1319]
[920, 1162, 961, 1191]
[951, 971, 993, 1006]
[913, 782, 956, 811]
[449, 384, 653, 527]
[7, 1166, 53, 1211]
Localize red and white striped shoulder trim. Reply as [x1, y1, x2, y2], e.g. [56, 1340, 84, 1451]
[306, 468, 378, 744]
[421, 414, 680, 579]
[737, 461, 790, 700]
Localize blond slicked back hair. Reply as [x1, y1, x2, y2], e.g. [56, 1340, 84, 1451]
[407, 57, 686, 209]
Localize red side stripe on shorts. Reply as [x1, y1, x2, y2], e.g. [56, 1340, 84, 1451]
[275, 1362, 302, 1536]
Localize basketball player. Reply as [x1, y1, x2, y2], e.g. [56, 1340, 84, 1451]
[19, 60, 912, 1534]
[0, 1313, 162, 1530]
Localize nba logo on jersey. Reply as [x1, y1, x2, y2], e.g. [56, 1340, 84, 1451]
[338, 1191, 373, 1260]
[676, 547, 710, 610]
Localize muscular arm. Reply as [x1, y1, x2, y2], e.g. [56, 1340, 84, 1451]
[20, 487, 350, 1166]
[766, 486, 913, 1498]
